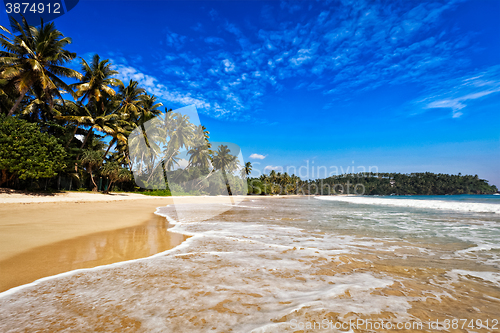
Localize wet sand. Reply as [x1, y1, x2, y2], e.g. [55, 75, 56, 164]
[0, 194, 247, 292]
[0, 213, 188, 292]
[0, 197, 176, 262]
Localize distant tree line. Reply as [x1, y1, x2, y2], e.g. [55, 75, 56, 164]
[248, 171, 498, 195]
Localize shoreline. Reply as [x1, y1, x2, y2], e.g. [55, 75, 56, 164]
[0, 196, 499, 331]
[0, 193, 277, 293]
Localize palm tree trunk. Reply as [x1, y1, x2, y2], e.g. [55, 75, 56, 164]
[80, 128, 93, 150]
[102, 138, 116, 164]
[90, 170, 98, 191]
[65, 124, 80, 149]
[196, 170, 214, 190]
[222, 170, 232, 196]
[8, 87, 29, 116]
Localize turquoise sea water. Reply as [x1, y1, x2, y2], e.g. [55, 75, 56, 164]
[1, 196, 499, 332]
[376, 194, 500, 204]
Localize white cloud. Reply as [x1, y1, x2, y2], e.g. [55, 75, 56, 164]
[264, 165, 283, 172]
[250, 153, 266, 160]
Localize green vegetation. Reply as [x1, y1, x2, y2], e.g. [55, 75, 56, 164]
[0, 115, 66, 187]
[315, 172, 498, 195]
[247, 171, 498, 195]
[0, 18, 247, 195]
[0, 19, 496, 196]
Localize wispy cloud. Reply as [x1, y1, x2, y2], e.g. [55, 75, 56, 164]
[410, 65, 500, 118]
[110, 0, 481, 120]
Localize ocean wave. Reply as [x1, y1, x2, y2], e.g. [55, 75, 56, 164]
[316, 196, 500, 214]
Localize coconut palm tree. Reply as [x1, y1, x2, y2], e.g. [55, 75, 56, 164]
[81, 149, 102, 191]
[52, 100, 91, 149]
[169, 113, 195, 151]
[0, 17, 82, 117]
[0, 24, 15, 115]
[212, 145, 238, 195]
[101, 162, 132, 193]
[241, 161, 252, 179]
[72, 54, 122, 104]
[117, 79, 145, 121]
[137, 93, 163, 127]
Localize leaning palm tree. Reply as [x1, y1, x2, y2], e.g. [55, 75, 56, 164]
[0, 24, 15, 115]
[0, 17, 82, 116]
[72, 54, 122, 104]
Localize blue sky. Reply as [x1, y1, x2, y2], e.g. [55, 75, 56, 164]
[2, 0, 499, 185]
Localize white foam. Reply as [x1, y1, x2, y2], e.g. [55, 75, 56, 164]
[316, 196, 500, 214]
[447, 269, 500, 287]
[1, 199, 497, 332]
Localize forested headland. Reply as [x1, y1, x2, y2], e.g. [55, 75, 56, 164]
[247, 171, 498, 195]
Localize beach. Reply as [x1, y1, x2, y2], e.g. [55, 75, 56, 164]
[1, 194, 499, 332]
[0, 192, 242, 292]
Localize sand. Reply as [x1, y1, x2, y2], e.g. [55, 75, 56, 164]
[0, 191, 246, 292]
[0, 193, 176, 261]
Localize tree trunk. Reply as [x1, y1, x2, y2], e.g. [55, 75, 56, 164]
[101, 138, 116, 164]
[65, 124, 80, 149]
[75, 129, 93, 170]
[8, 87, 29, 116]
[57, 174, 61, 191]
[222, 170, 232, 196]
[0, 169, 8, 187]
[90, 170, 98, 191]
[79, 128, 93, 150]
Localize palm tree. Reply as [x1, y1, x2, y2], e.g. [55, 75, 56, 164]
[117, 79, 145, 121]
[169, 113, 195, 151]
[137, 93, 163, 126]
[241, 161, 252, 179]
[0, 24, 15, 115]
[212, 145, 238, 195]
[0, 17, 82, 117]
[53, 100, 89, 149]
[101, 162, 132, 193]
[72, 54, 122, 104]
[81, 150, 102, 191]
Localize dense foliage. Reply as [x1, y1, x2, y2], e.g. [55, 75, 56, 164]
[0, 18, 247, 194]
[314, 172, 498, 195]
[0, 115, 66, 186]
[248, 171, 498, 196]
[0, 19, 496, 196]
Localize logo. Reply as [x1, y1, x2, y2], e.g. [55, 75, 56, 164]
[128, 105, 248, 222]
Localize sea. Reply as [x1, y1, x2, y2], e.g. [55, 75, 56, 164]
[1, 195, 499, 332]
